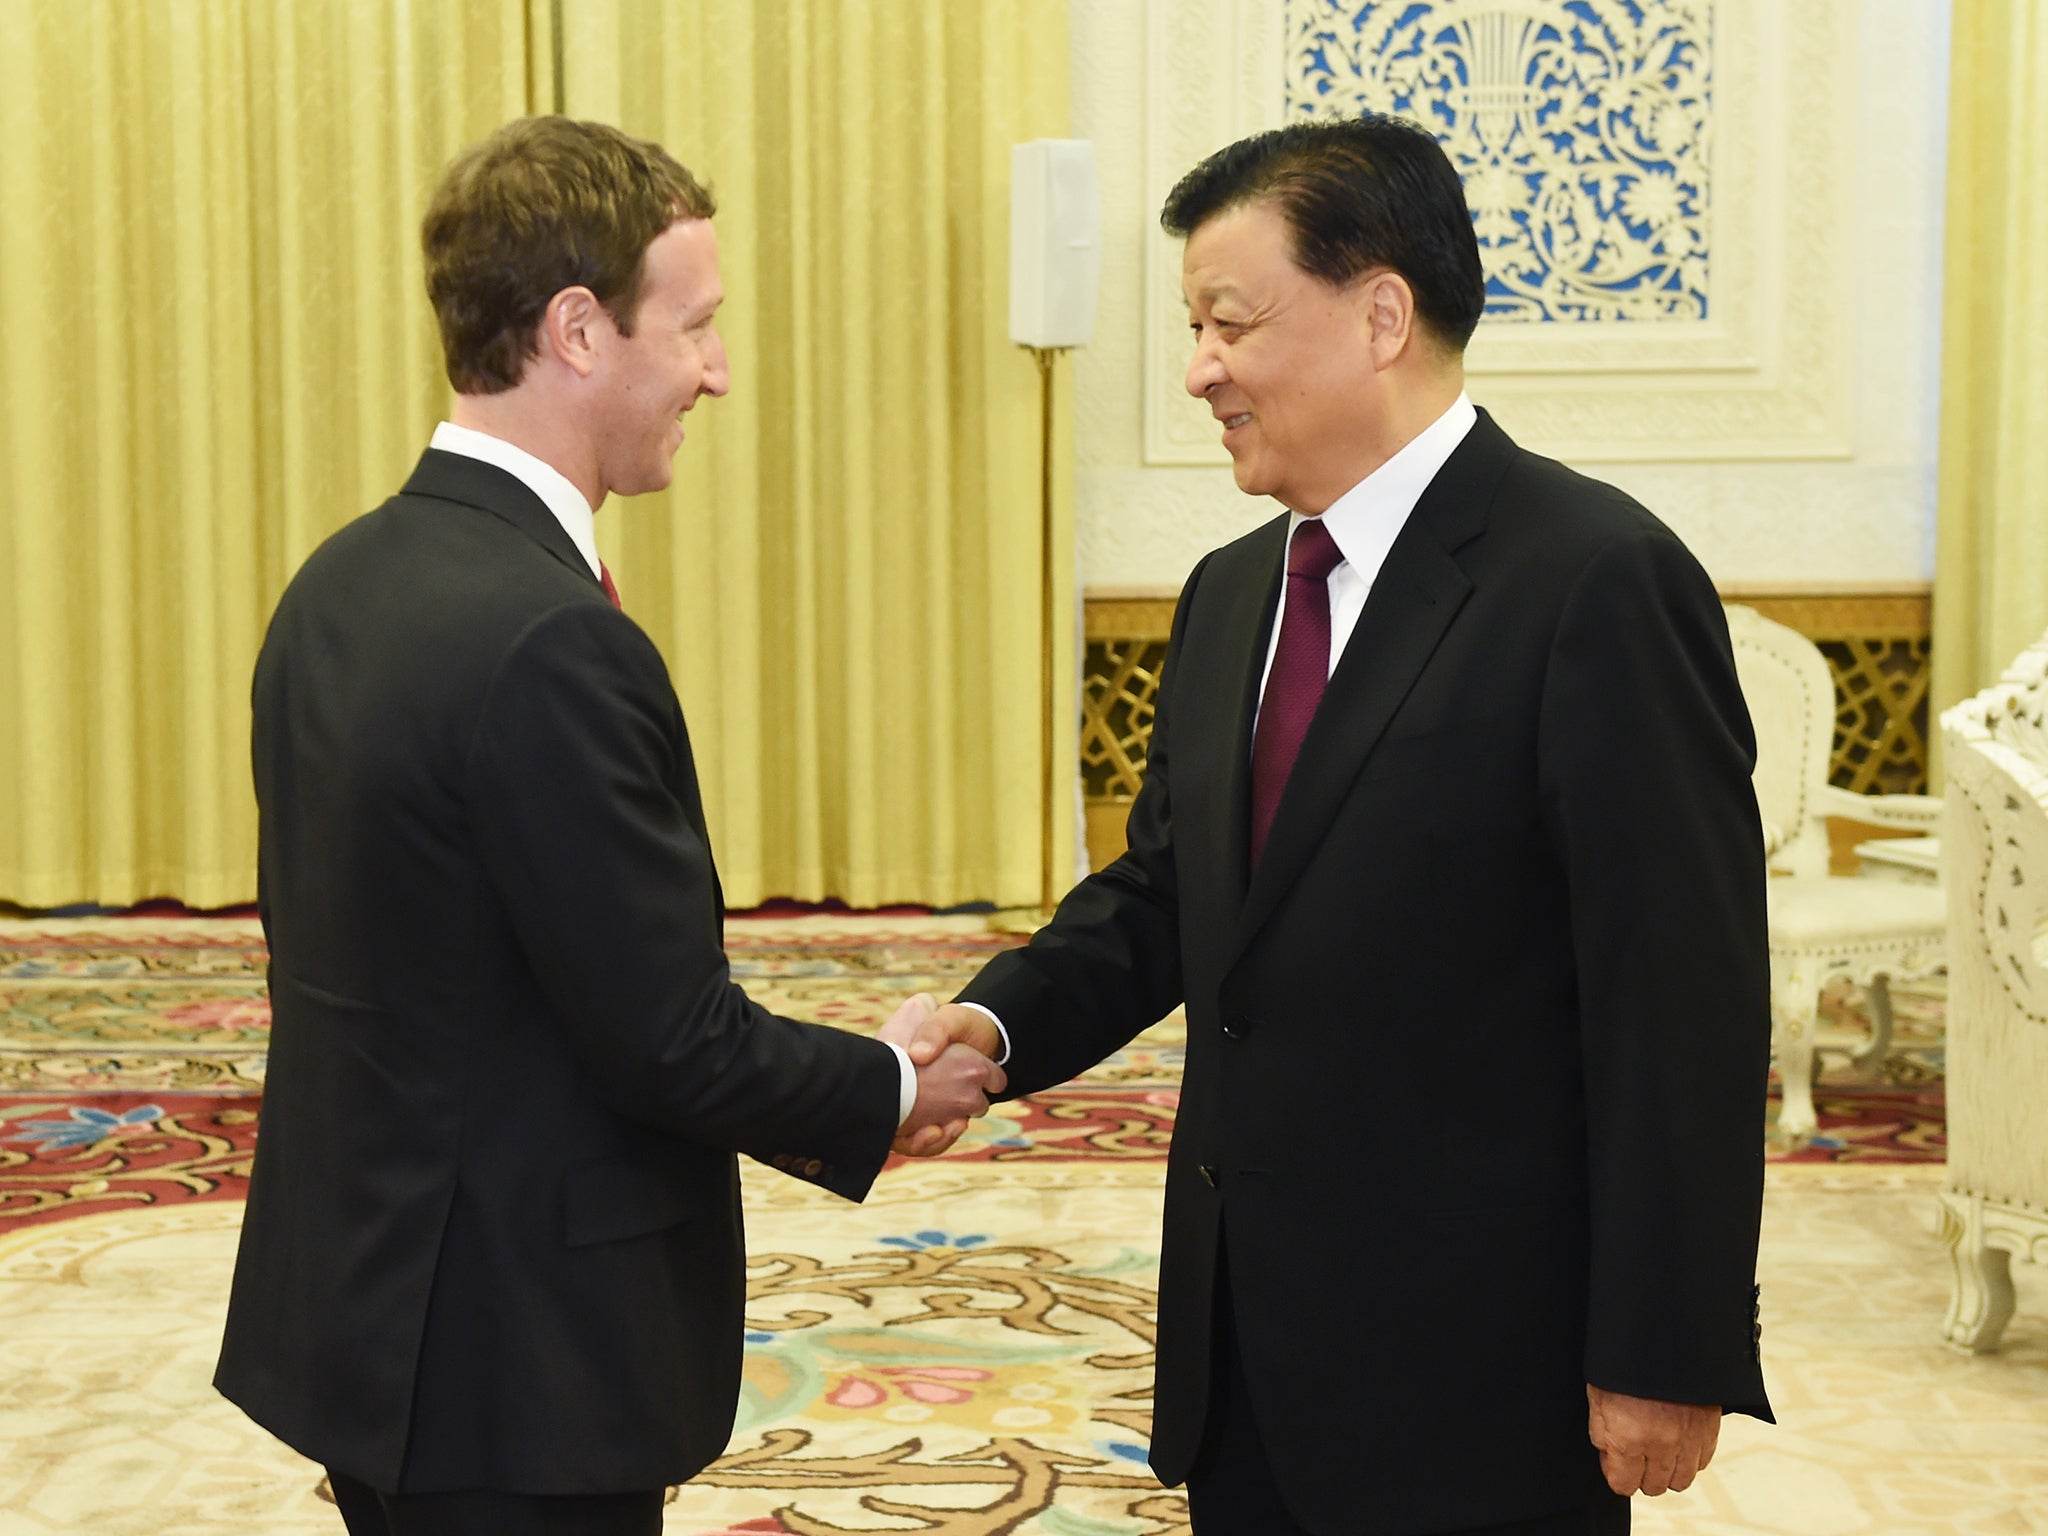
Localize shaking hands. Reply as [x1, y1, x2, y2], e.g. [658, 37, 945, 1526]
[877, 994, 1007, 1157]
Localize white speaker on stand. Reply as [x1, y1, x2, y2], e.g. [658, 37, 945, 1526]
[998, 140, 1099, 929]
[1010, 139, 1101, 349]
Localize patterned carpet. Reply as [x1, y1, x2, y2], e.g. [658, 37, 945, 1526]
[0, 916, 1982, 1535]
[1770, 975, 1947, 1163]
[7, 1167, 2044, 1534]
[0, 916, 1200, 1237]
[0, 917, 1946, 1239]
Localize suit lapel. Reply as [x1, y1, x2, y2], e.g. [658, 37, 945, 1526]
[1229, 411, 1516, 958]
[1207, 524, 1286, 911]
[401, 448, 604, 593]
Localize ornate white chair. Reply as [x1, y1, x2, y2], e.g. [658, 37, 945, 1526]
[1724, 605, 1946, 1139]
[1938, 634, 2048, 1350]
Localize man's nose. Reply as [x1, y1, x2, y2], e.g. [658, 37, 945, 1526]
[1185, 336, 1224, 399]
[701, 327, 731, 398]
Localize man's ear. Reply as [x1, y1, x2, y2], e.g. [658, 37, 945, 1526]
[539, 286, 607, 379]
[1361, 270, 1417, 370]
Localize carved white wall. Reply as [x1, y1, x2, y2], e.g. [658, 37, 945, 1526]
[1071, 0, 1949, 590]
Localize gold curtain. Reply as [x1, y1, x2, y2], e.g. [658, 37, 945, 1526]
[1932, 0, 2048, 723]
[0, 0, 533, 907]
[567, 0, 1075, 907]
[0, 0, 1072, 911]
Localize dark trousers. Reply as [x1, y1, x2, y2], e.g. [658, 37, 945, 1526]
[326, 1470, 664, 1536]
[1183, 1256, 1630, 1536]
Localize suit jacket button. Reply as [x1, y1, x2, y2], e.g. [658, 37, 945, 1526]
[1222, 1014, 1245, 1039]
[1199, 1165, 1217, 1187]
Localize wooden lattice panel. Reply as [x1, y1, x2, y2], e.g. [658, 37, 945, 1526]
[1817, 637, 1932, 794]
[1080, 640, 1167, 803]
[1733, 589, 1933, 797]
[1079, 587, 1932, 867]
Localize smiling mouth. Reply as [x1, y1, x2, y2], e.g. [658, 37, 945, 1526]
[1220, 413, 1251, 432]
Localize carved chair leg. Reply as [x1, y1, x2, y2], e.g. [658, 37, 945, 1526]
[1938, 1192, 2017, 1353]
[1769, 958, 1822, 1140]
[1849, 973, 1896, 1066]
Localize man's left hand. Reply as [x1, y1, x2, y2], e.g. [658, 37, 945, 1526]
[1585, 1384, 1721, 1496]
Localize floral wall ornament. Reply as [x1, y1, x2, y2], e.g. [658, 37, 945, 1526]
[1285, 0, 1714, 323]
[1144, 0, 1858, 468]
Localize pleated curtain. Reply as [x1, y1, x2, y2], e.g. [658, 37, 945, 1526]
[569, 0, 1074, 907]
[0, 0, 532, 907]
[0, 0, 1072, 910]
[1931, 0, 2048, 724]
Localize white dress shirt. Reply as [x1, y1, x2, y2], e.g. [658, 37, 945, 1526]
[1255, 391, 1478, 719]
[430, 421, 605, 581]
[427, 422, 921, 1126]
[964, 392, 1479, 1065]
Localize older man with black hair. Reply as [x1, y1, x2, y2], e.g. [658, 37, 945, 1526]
[904, 114, 1773, 1535]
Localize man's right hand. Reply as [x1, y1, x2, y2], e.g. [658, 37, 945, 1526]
[889, 1002, 1003, 1068]
[892, 1041, 1005, 1157]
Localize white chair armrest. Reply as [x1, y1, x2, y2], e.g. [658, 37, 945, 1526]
[1816, 785, 1944, 831]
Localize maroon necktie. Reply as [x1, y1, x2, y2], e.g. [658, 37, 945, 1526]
[1250, 518, 1343, 869]
[599, 561, 622, 610]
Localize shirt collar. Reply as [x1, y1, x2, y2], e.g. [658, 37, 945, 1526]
[429, 421, 602, 581]
[1292, 392, 1479, 580]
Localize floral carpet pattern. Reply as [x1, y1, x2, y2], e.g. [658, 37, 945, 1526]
[687, 1163, 1181, 1535]
[0, 1163, 1188, 1536]
[7, 1167, 2045, 1535]
[0, 916, 1191, 1236]
[0, 918, 1946, 1236]
[1767, 977, 1946, 1163]
[0, 916, 1978, 1535]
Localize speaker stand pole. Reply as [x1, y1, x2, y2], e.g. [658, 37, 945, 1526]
[992, 345, 1065, 935]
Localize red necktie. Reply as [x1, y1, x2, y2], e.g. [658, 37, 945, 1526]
[599, 561, 622, 610]
[1249, 518, 1343, 869]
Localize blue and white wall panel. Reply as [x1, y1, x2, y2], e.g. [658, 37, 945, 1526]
[1141, 0, 1855, 465]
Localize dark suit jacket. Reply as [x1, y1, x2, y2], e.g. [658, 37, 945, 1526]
[961, 411, 1772, 1535]
[215, 449, 902, 1495]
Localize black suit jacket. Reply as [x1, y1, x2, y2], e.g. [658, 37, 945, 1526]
[961, 411, 1772, 1534]
[215, 449, 902, 1494]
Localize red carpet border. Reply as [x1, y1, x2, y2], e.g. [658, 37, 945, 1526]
[0, 919, 1946, 1235]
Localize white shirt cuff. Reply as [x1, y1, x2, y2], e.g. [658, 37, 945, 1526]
[955, 1001, 1012, 1066]
[884, 1040, 918, 1127]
